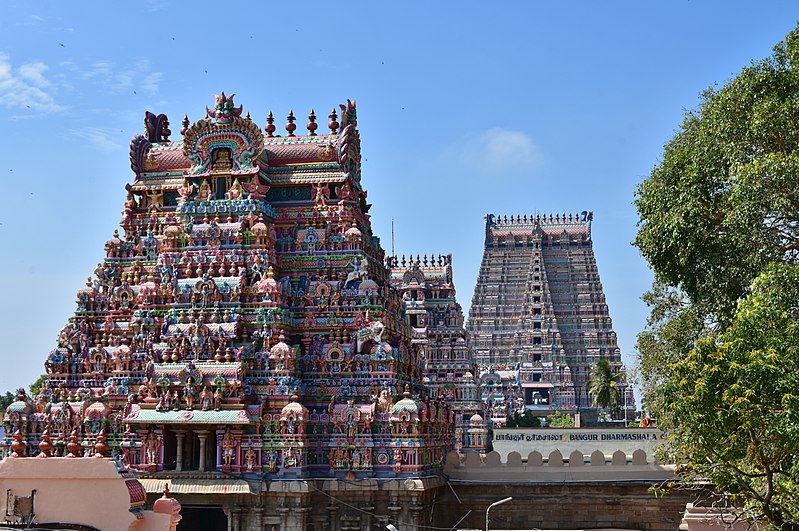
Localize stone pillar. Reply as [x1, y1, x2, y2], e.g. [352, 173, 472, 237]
[387, 503, 401, 531]
[230, 506, 241, 531]
[294, 506, 310, 531]
[175, 431, 185, 472]
[326, 504, 339, 531]
[278, 506, 291, 531]
[253, 506, 264, 530]
[409, 504, 425, 528]
[197, 431, 208, 472]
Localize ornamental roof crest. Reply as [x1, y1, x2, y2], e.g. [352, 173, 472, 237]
[207, 92, 242, 124]
[182, 92, 265, 177]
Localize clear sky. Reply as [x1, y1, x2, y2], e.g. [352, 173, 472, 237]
[0, 1, 796, 396]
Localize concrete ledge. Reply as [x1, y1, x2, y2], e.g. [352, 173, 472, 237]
[444, 451, 676, 482]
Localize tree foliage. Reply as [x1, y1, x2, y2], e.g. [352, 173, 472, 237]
[505, 411, 542, 428]
[659, 264, 799, 529]
[28, 374, 46, 397]
[635, 26, 799, 323]
[0, 391, 14, 419]
[546, 411, 574, 428]
[587, 359, 622, 410]
[634, 24, 799, 530]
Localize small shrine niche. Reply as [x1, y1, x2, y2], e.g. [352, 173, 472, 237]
[212, 148, 233, 173]
[211, 148, 234, 200]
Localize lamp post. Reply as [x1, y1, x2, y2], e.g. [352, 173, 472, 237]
[485, 496, 512, 531]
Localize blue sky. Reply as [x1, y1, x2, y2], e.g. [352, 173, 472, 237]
[0, 1, 797, 395]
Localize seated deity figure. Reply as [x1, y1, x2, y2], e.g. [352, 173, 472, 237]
[226, 178, 244, 200]
[195, 180, 213, 201]
[213, 149, 233, 171]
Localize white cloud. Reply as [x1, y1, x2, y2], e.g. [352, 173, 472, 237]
[451, 127, 541, 174]
[84, 59, 162, 95]
[70, 127, 124, 151]
[0, 53, 64, 113]
[16, 15, 44, 27]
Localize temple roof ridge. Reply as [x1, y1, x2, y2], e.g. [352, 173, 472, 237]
[486, 211, 593, 227]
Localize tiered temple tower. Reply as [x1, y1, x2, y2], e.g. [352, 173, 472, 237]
[389, 254, 487, 453]
[2, 94, 457, 483]
[467, 213, 633, 424]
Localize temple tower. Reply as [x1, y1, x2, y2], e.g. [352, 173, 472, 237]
[389, 253, 487, 452]
[466, 213, 632, 424]
[3, 95, 456, 481]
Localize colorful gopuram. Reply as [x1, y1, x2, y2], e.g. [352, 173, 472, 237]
[466, 213, 634, 424]
[2, 94, 458, 487]
[389, 254, 487, 453]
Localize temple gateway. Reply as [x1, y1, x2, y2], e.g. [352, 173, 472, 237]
[467, 213, 636, 425]
[2, 94, 487, 529]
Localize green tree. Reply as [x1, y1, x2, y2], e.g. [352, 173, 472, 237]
[0, 391, 14, 418]
[587, 359, 621, 411]
[506, 411, 541, 428]
[634, 24, 799, 530]
[546, 411, 573, 428]
[28, 374, 46, 397]
[634, 282, 710, 413]
[659, 264, 799, 529]
[635, 25, 799, 324]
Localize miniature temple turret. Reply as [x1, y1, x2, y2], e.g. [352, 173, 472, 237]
[389, 254, 487, 452]
[3, 94, 455, 479]
[466, 213, 634, 425]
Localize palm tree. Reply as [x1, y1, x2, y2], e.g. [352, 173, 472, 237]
[587, 359, 622, 412]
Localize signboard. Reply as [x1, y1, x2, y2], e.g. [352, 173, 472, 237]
[492, 428, 663, 458]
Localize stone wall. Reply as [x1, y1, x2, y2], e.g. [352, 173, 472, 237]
[138, 451, 695, 531]
[434, 482, 696, 531]
[492, 428, 664, 459]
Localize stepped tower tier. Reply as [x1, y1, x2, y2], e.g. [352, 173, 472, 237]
[3, 94, 455, 479]
[466, 212, 634, 425]
[389, 253, 487, 453]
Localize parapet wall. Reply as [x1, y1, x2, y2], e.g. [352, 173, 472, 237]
[444, 449, 675, 482]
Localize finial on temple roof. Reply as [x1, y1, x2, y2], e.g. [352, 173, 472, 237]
[339, 99, 357, 128]
[180, 115, 190, 136]
[286, 110, 297, 137]
[328, 108, 339, 134]
[307, 110, 318, 136]
[144, 111, 171, 142]
[265, 111, 276, 137]
[206, 92, 242, 124]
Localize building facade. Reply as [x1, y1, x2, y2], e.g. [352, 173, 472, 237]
[467, 213, 634, 424]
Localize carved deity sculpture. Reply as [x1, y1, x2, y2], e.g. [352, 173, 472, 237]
[244, 447, 257, 471]
[145, 431, 160, 465]
[226, 178, 244, 200]
[222, 430, 236, 466]
[195, 180, 213, 202]
[200, 386, 212, 411]
[376, 389, 394, 413]
[183, 378, 198, 410]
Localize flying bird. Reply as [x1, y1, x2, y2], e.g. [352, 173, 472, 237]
[58, 43, 65, 47]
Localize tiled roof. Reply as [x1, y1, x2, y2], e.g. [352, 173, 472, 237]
[140, 477, 252, 495]
[124, 406, 255, 424]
